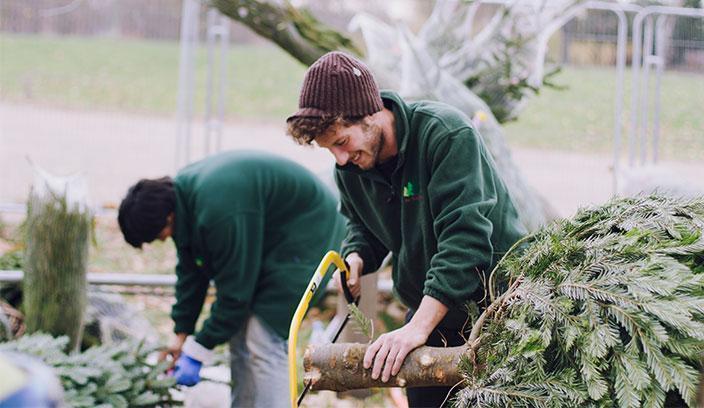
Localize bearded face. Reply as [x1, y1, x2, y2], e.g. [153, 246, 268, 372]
[316, 118, 385, 170]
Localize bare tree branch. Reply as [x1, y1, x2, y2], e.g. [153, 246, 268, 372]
[211, 0, 362, 66]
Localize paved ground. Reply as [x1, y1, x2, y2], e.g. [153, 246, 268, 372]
[2, 102, 703, 218]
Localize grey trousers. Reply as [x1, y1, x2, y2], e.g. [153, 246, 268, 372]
[229, 315, 289, 408]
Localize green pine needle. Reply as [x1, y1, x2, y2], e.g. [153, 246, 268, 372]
[348, 303, 374, 341]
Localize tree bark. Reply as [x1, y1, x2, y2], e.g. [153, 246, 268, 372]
[211, 0, 362, 66]
[303, 343, 467, 391]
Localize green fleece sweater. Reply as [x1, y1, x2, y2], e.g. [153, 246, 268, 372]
[335, 91, 526, 328]
[171, 151, 345, 348]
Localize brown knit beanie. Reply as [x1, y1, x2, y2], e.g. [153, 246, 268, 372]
[287, 51, 383, 121]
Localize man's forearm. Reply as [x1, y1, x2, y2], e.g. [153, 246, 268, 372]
[407, 295, 448, 338]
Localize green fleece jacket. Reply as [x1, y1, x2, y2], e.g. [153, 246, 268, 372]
[335, 91, 526, 329]
[171, 151, 345, 349]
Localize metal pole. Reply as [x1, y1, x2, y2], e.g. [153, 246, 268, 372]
[205, 8, 217, 156]
[217, 13, 229, 153]
[653, 15, 668, 164]
[630, 12, 645, 167]
[0, 270, 175, 286]
[640, 16, 654, 165]
[176, 0, 200, 169]
[204, 8, 229, 157]
[610, 5, 630, 195]
[0, 270, 394, 293]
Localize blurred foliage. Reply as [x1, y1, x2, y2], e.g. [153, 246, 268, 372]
[0, 333, 180, 407]
[465, 36, 566, 123]
[0, 250, 23, 270]
[23, 186, 91, 351]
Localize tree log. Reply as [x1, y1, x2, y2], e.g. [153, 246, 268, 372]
[303, 343, 467, 391]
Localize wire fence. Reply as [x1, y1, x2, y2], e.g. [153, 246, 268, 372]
[560, 8, 704, 71]
[3, 0, 190, 40]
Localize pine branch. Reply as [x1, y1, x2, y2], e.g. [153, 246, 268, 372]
[347, 303, 373, 341]
[459, 195, 704, 408]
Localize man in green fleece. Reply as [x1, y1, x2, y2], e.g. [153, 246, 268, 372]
[287, 52, 526, 407]
[117, 151, 344, 407]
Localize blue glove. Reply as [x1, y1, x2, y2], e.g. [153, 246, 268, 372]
[173, 354, 202, 386]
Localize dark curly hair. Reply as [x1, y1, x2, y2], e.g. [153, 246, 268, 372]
[286, 115, 366, 145]
[118, 177, 175, 248]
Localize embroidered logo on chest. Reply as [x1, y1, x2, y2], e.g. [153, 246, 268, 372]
[402, 181, 423, 202]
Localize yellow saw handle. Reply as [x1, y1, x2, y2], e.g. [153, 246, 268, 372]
[288, 250, 350, 408]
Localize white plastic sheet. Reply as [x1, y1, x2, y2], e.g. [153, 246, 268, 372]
[31, 162, 90, 214]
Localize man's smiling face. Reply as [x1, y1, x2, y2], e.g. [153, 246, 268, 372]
[315, 118, 384, 170]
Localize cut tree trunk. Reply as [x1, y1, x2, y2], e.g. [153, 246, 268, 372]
[303, 343, 467, 391]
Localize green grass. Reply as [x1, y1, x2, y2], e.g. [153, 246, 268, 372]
[0, 34, 306, 119]
[503, 65, 704, 161]
[1, 34, 702, 159]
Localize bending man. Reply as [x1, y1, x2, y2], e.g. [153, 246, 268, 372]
[118, 151, 344, 407]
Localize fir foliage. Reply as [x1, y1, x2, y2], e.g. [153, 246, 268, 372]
[23, 188, 91, 351]
[457, 195, 704, 408]
[0, 250, 23, 270]
[0, 333, 179, 407]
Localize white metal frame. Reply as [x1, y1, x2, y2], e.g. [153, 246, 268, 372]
[533, 1, 641, 194]
[175, 1, 230, 170]
[629, 6, 704, 167]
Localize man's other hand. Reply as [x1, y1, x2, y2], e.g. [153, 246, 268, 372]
[333, 252, 363, 299]
[158, 332, 188, 369]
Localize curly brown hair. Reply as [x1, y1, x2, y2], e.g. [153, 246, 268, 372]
[286, 115, 366, 145]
